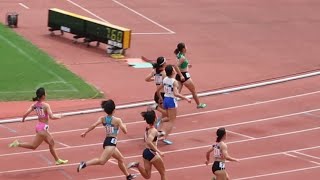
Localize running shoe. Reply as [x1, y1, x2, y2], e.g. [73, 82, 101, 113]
[56, 159, 68, 165]
[127, 174, 138, 180]
[127, 162, 140, 169]
[77, 161, 86, 172]
[162, 139, 173, 145]
[197, 103, 207, 109]
[8, 140, 19, 148]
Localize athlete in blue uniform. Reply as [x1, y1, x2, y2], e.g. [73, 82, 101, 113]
[127, 110, 166, 180]
[77, 99, 136, 180]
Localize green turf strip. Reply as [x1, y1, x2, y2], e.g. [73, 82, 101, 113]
[0, 23, 103, 101]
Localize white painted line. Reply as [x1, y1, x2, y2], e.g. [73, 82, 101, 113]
[19, 3, 29, 9]
[283, 152, 297, 158]
[0, 125, 17, 133]
[233, 165, 320, 180]
[1, 145, 320, 176]
[226, 130, 256, 139]
[1, 82, 320, 124]
[304, 112, 320, 119]
[112, 0, 175, 34]
[58, 169, 73, 179]
[109, 159, 139, 173]
[0, 89, 77, 94]
[66, 0, 110, 23]
[56, 141, 71, 148]
[293, 151, 320, 160]
[0, 34, 78, 94]
[38, 154, 53, 165]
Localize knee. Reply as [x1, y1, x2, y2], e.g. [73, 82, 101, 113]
[99, 159, 108, 165]
[31, 146, 37, 150]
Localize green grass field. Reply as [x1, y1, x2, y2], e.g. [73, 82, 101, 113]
[0, 23, 103, 101]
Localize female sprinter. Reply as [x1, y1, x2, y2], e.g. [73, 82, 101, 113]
[77, 99, 136, 180]
[127, 110, 166, 180]
[205, 128, 239, 180]
[8, 87, 68, 165]
[174, 42, 206, 109]
[156, 65, 191, 145]
[145, 56, 168, 128]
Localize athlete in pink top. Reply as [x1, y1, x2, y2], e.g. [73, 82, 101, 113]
[9, 87, 68, 165]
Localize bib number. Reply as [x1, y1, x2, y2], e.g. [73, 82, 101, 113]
[185, 72, 190, 78]
[154, 74, 162, 85]
[35, 108, 45, 117]
[219, 162, 225, 169]
[110, 138, 117, 145]
[106, 126, 115, 134]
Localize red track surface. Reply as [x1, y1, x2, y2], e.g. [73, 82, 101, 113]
[1, 0, 320, 179]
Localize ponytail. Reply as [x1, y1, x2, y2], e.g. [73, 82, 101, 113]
[216, 128, 226, 142]
[32, 87, 46, 101]
[174, 48, 179, 55]
[174, 42, 186, 55]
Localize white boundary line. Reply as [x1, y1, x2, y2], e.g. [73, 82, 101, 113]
[18, 3, 29, 9]
[66, 0, 174, 35]
[66, 0, 110, 23]
[112, 0, 175, 34]
[233, 165, 320, 180]
[1, 71, 320, 124]
[293, 151, 320, 160]
[1, 119, 319, 158]
[0, 34, 78, 93]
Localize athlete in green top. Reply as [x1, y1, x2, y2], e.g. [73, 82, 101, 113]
[174, 42, 206, 109]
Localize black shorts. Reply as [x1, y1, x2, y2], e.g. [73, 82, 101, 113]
[154, 92, 165, 104]
[143, 148, 156, 161]
[175, 72, 191, 83]
[212, 161, 226, 173]
[103, 137, 117, 148]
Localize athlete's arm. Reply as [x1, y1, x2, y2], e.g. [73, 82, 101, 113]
[221, 142, 239, 162]
[145, 70, 155, 82]
[22, 105, 34, 122]
[147, 129, 164, 156]
[205, 146, 214, 165]
[81, 117, 102, 137]
[46, 104, 62, 119]
[173, 81, 191, 102]
[117, 118, 128, 134]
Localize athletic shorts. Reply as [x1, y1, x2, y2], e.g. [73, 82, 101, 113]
[103, 137, 117, 148]
[175, 72, 191, 83]
[143, 148, 156, 161]
[154, 92, 165, 104]
[35, 122, 49, 133]
[163, 97, 177, 109]
[212, 161, 226, 173]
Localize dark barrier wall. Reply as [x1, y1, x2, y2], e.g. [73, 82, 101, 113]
[48, 8, 131, 49]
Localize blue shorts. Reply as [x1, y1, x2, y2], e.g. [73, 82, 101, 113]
[163, 97, 177, 109]
[143, 148, 156, 161]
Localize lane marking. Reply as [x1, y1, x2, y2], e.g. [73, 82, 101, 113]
[293, 151, 320, 160]
[0, 125, 17, 133]
[1, 85, 320, 124]
[18, 3, 29, 9]
[66, 0, 110, 23]
[1, 145, 319, 175]
[112, 0, 175, 34]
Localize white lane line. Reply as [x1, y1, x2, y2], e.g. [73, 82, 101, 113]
[1, 144, 319, 175]
[226, 130, 256, 139]
[66, 0, 110, 23]
[0, 125, 17, 133]
[293, 151, 320, 160]
[284, 152, 320, 165]
[112, 0, 175, 34]
[56, 141, 71, 148]
[233, 165, 320, 180]
[19, 3, 29, 9]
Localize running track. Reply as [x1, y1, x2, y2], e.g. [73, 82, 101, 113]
[0, 76, 319, 180]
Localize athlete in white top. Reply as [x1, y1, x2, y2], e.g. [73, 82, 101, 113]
[205, 128, 239, 180]
[156, 65, 191, 145]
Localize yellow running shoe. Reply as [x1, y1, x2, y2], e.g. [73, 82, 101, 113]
[8, 140, 19, 148]
[56, 159, 68, 165]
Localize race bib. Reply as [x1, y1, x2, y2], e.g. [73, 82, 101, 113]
[219, 162, 225, 169]
[185, 72, 190, 78]
[110, 138, 117, 145]
[154, 74, 163, 85]
[44, 124, 49, 131]
[106, 126, 115, 134]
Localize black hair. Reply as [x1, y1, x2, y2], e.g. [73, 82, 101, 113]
[141, 110, 156, 125]
[32, 87, 46, 101]
[216, 128, 226, 142]
[165, 64, 174, 77]
[101, 99, 116, 115]
[152, 56, 166, 74]
[174, 42, 186, 55]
